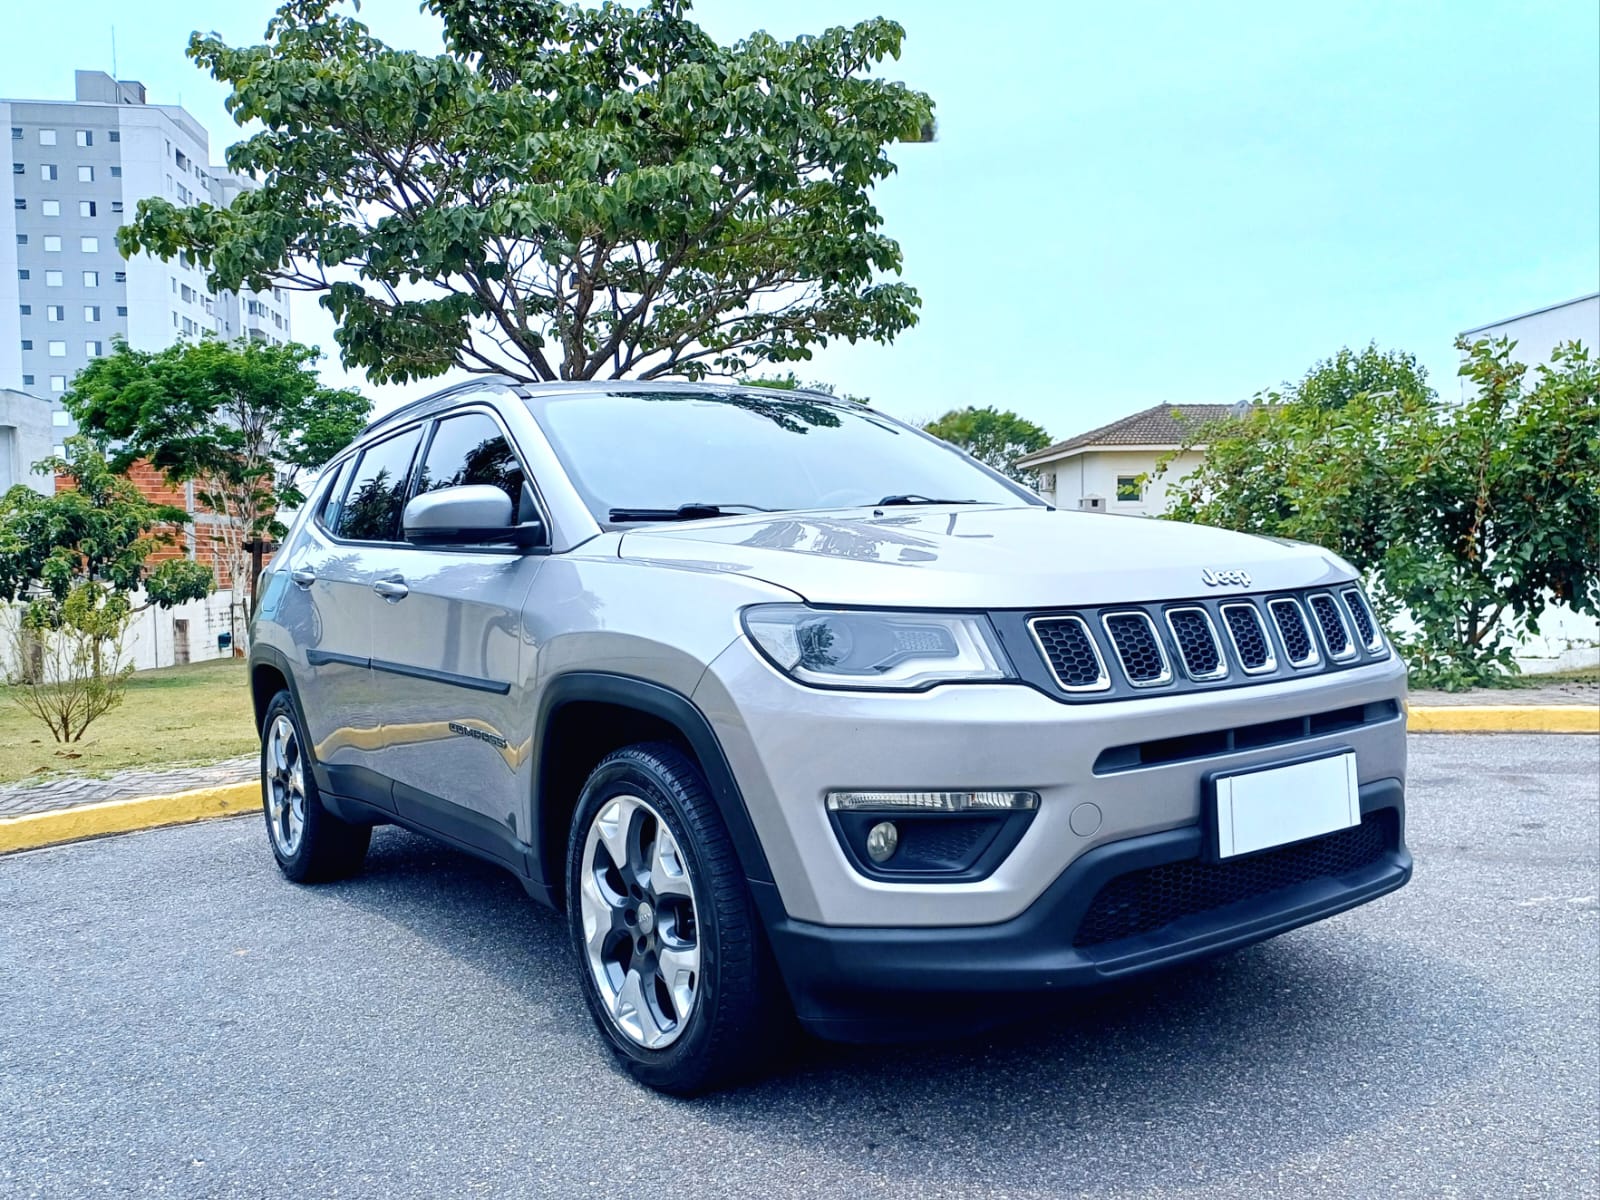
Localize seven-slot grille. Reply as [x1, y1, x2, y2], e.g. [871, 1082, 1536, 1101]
[1020, 586, 1385, 699]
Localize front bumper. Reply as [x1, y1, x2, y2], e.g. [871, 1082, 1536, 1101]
[765, 778, 1410, 1040]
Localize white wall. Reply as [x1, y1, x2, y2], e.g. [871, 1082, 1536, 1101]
[0, 589, 236, 681]
[1459, 294, 1600, 401]
[1037, 448, 1204, 516]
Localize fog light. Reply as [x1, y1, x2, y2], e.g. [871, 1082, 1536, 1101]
[865, 821, 899, 863]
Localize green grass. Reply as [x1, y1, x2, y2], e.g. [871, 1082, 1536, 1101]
[1491, 664, 1600, 689]
[0, 657, 258, 786]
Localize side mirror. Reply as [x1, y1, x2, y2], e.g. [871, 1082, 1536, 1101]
[403, 485, 547, 549]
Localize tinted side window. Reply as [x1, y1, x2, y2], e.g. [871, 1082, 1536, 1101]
[335, 428, 423, 541]
[315, 457, 356, 534]
[416, 412, 534, 521]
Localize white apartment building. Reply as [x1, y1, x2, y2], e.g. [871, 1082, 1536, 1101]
[1457, 292, 1599, 401]
[1, 70, 291, 454]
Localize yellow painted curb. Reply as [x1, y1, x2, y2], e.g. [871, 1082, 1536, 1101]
[0, 781, 258, 855]
[1408, 705, 1599, 734]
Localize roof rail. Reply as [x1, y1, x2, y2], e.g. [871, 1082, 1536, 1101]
[358, 374, 520, 436]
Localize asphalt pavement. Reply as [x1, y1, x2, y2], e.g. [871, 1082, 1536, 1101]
[2, 733, 1596, 1199]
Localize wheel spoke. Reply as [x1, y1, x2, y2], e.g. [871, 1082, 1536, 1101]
[657, 944, 698, 1022]
[594, 796, 638, 877]
[649, 828, 693, 900]
[614, 969, 668, 1048]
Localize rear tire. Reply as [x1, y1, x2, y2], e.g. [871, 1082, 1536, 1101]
[260, 690, 370, 883]
[566, 742, 785, 1094]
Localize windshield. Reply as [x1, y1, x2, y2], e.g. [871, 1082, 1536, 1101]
[527, 390, 1038, 521]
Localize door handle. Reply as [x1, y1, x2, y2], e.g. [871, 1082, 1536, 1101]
[372, 578, 409, 602]
[290, 569, 317, 588]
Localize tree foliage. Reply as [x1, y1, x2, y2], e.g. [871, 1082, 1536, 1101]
[118, 0, 936, 386]
[738, 371, 869, 406]
[64, 337, 369, 611]
[1, 439, 215, 740]
[922, 406, 1052, 483]
[1161, 340, 1599, 688]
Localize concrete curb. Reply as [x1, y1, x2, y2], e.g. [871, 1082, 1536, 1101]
[1408, 705, 1599, 734]
[0, 707, 1593, 856]
[0, 781, 257, 856]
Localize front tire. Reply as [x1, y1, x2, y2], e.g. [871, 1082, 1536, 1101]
[260, 690, 370, 883]
[567, 742, 783, 1093]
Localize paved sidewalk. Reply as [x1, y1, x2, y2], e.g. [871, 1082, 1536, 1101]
[0, 755, 256, 820]
[1408, 679, 1598, 707]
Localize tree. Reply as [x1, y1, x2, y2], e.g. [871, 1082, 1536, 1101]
[1290, 343, 1432, 411]
[1160, 339, 1599, 689]
[118, 0, 937, 387]
[64, 337, 370, 622]
[738, 371, 870, 406]
[0, 439, 214, 741]
[922, 406, 1052, 484]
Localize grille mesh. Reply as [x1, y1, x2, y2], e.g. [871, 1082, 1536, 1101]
[1073, 814, 1391, 947]
[1222, 604, 1271, 670]
[1269, 599, 1315, 664]
[1104, 614, 1167, 683]
[1342, 589, 1377, 648]
[1168, 609, 1223, 677]
[1032, 617, 1105, 689]
[1308, 594, 1353, 657]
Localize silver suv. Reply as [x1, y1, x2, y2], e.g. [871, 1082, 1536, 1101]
[250, 378, 1411, 1093]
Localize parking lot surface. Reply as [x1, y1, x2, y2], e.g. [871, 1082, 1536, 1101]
[2, 733, 1596, 1199]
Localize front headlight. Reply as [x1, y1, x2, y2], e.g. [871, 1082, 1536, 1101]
[741, 604, 1014, 690]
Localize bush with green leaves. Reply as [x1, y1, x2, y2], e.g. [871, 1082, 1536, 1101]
[0, 439, 215, 740]
[1160, 339, 1598, 689]
[922, 407, 1052, 484]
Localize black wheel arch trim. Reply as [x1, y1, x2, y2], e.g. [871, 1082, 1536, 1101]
[533, 672, 777, 898]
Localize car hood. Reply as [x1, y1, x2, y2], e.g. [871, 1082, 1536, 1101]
[615, 505, 1355, 607]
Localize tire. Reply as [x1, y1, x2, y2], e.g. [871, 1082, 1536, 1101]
[566, 742, 785, 1094]
[259, 690, 371, 883]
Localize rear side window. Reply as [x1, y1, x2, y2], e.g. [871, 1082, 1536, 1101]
[314, 457, 356, 534]
[335, 427, 423, 541]
[416, 411, 536, 522]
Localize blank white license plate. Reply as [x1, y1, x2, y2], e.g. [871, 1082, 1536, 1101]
[1214, 752, 1360, 859]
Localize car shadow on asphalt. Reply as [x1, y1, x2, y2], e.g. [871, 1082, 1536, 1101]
[332, 825, 1507, 1193]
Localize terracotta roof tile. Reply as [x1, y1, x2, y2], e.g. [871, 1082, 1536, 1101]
[1016, 403, 1236, 466]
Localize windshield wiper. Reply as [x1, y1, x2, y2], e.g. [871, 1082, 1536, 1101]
[608, 502, 776, 523]
[875, 494, 981, 506]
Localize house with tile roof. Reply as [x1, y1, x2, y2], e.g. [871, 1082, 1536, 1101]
[1015, 402, 1235, 515]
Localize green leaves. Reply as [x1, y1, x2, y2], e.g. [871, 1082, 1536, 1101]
[922, 407, 1052, 484]
[121, 0, 935, 384]
[1161, 340, 1600, 689]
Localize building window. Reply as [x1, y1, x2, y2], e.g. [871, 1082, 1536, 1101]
[18, 304, 29, 315]
[38, 129, 56, 145]
[79, 200, 96, 218]
[86, 340, 104, 357]
[115, 305, 128, 316]
[22, 374, 35, 386]
[111, 200, 123, 214]
[75, 130, 93, 147]
[47, 340, 66, 357]
[42, 235, 61, 253]
[9, 127, 20, 140]
[84, 306, 101, 322]
[40, 164, 57, 180]
[81, 237, 99, 254]
[77, 165, 94, 183]
[83, 271, 100, 287]
[52, 409, 71, 426]
[108, 130, 120, 143]
[20, 339, 32, 350]
[113, 271, 126, 283]
[53, 445, 66, 458]
[44, 270, 61, 286]
[14, 234, 25, 246]
[12, 199, 23, 210]
[1115, 475, 1143, 502]
[10, 163, 22, 175]
[18, 269, 30, 280]
[109, 166, 121, 178]
[50, 375, 66, 391]
[46, 305, 63, 321]
[41, 199, 59, 217]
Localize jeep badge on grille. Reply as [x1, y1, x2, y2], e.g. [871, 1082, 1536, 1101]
[1201, 568, 1252, 588]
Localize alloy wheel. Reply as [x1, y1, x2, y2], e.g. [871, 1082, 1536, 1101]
[578, 793, 701, 1049]
[264, 713, 307, 857]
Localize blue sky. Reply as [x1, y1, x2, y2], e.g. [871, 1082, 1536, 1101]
[3, 0, 1597, 438]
